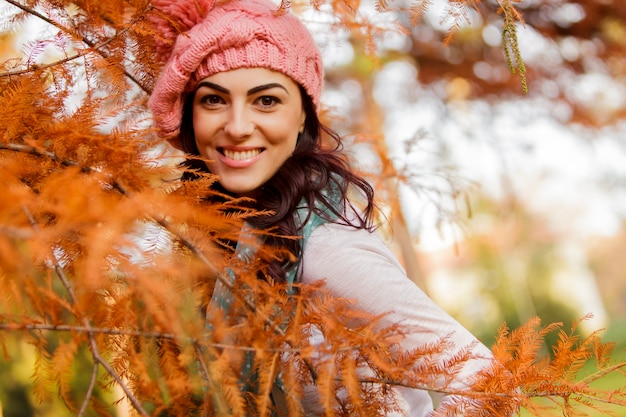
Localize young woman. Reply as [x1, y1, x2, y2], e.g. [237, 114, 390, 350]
[148, 0, 504, 415]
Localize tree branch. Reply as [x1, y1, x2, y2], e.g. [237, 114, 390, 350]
[193, 342, 232, 417]
[0, 225, 33, 239]
[580, 361, 626, 385]
[0, 321, 376, 355]
[77, 362, 100, 417]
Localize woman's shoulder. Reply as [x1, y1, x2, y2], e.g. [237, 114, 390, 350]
[302, 221, 405, 278]
[307, 221, 392, 250]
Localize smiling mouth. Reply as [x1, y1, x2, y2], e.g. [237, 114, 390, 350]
[220, 148, 263, 161]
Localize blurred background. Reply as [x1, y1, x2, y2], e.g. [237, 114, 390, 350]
[1, 0, 625, 415]
[302, 0, 626, 346]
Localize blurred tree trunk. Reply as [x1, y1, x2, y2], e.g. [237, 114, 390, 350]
[356, 73, 428, 291]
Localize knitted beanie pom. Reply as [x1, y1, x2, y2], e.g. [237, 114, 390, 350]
[149, 0, 216, 62]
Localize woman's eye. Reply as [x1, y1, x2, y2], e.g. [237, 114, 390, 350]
[200, 94, 224, 105]
[258, 96, 280, 107]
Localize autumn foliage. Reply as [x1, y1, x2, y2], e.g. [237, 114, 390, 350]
[0, 0, 625, 416]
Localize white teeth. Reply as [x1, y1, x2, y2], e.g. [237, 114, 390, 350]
[223, 149, 261, 161]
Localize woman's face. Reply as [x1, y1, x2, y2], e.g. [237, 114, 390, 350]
[192, 67, 306, 196]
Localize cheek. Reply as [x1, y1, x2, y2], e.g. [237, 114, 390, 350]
[265, 114, 303, 147]
[192, 115, 215, 148]
[272, 128, 299, 154]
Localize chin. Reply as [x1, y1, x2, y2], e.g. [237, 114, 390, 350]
[222, 184, 259, 197]
[219, 175, 267, 196]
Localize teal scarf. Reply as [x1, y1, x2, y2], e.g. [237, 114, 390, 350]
[204, 201, 331, 414]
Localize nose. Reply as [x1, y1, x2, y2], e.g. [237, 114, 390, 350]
[223, 105, 254, 140]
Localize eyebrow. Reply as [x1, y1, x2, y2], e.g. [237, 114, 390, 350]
[195, 81, 289, 96]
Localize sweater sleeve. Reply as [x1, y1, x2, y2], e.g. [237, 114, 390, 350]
[300, 222, 494, 417]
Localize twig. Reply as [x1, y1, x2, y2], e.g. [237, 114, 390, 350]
[0, 322, 178, 339]
[0, 321, 376, 355]
[193, 342, 232, 417]
[77, 362, 100, 416]
[524, 390, 626, 405]
[3, 0, 83, 41]
[580, 361, 626, 384]
[0, 29, 126, 78]
[0, 142, 68, 163]
[0, 0, 150, 92]
[0, 225, 33, 239]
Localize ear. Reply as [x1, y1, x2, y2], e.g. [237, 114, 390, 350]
[298, 109, 306, 134]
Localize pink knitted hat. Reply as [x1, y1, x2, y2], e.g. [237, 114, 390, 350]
[148, 0, 323, 148]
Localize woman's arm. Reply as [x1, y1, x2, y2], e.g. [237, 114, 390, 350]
[300, 222, 495, 416]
